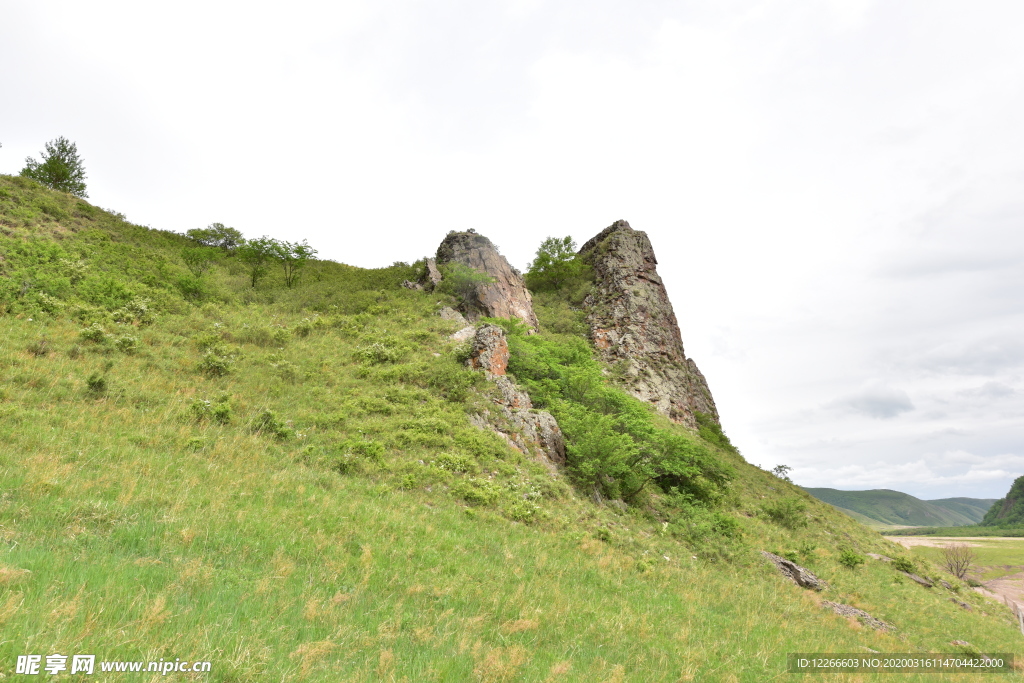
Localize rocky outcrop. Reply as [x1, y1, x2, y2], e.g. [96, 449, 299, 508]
[822, 601, 894, 632]
[436, 231, 539, 330]
[421, 258, 443, 290]
[761, 551, 825, 591]
[464, 325, 565, 465]
[465, 324, 509, 375]
[578, 220, 718, 428]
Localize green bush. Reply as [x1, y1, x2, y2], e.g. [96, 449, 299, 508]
[436, 263, 496, 307]
[761, 498, 808, 529]
[433, 453, 478, 474]
[251, 409, 293, 439]
[452, 478, 501, 506]
[354, 341, 403, 365]
[198, 351, 233, 377]
[838, 548, 866, 569]
[113, 334, 139, 354]
[190, 395, 232, 425]
[891, 556, 915, 573]
[79, 323, 108, 344]
[85, 372, 107, 394]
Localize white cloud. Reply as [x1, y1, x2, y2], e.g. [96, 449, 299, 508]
[828, 383, 914, 419]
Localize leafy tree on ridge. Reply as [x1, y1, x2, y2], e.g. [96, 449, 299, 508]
[20, 136, 89, 198]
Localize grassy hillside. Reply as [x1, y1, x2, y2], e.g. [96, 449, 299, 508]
[2, 175, 1022, 681]
[933, 498, 999, 524]
[804, 488, 995, 528]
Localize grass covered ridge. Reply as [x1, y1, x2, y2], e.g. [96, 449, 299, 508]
[1, 175, 1023, 681]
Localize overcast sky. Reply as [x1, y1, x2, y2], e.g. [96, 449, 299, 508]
[3, 0, 1022, 500]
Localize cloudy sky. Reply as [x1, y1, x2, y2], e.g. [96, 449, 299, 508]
[3, 0, 1022, 499]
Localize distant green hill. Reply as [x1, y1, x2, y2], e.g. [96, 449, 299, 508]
[803, 488, 997, 527]
[981, 476, 1024, 526]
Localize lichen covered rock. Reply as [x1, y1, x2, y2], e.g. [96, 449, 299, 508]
[465, 324, 510, 376]
[436, 231, 539, 330]
[578, 220, 719, 428]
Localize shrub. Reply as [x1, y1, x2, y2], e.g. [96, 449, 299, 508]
[436, 262, 496, 307]
[181, 246, 219, 278]
[433, 453, 478, 474]
[761, 497, 808, 529]
[236, 325, 289, 347]
[838, 548, 866, 569]
[114, 334, 139, 354]
[85, 373, 107, 394]
[112, 297, 155, 326]
[79, 323, 108, 344]
[190, 395, 232, 425]
[26, 338, 50, 357]
[452, 478, 501, 506]
[198, 351, 233, 377]
[251, 409, 293, 439]
[891, 556, 916, 573]
[354, 342, 403, 365]
[941, 543, 976, 579]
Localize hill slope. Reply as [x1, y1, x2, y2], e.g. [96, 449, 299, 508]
[1, 175, 1021, 680]
[982, 475, 1024, 526]
[804, 488, 995, 527]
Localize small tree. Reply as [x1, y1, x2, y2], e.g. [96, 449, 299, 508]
[525, 236, 590, 293]
[942, 543, 976, 580]
[181, 246, 219, 278]
[237, 237, 277, 288]
[21, 136, 88, 197]
[186, 223, 244, 251]
[272, 240, 318, 288]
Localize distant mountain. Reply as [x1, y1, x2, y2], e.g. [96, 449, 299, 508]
[803, 488, 997, 527]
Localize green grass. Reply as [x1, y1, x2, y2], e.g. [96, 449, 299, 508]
[896, 538, 1024, 583]
[2, 175, 1024, 680]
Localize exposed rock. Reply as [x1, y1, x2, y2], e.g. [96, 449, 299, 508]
[950, 640, 971, 646]
[900, 571, 934, 588]
[940, 580, 954, 590]
[822, 601, 894, 632]
[951, 598, 972, 610]
[578, 220, 718, 428]
[420, 257, 443, 291]
[436, 231, 539, 330]
[465, 324, 509, 376]
[464, 325, 565, 465]
[867, 553, 893, 562]
[761, 551, 825, 591]
[401, 279, 423, 291]
[438, 306, 468, 326]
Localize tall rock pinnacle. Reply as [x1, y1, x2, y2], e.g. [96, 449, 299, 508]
[435, 231, 540, 330]
[579, 220, 719, 428]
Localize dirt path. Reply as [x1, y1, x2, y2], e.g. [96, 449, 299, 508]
[884, 536, 985, 548]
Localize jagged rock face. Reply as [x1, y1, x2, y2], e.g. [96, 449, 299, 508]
[436, 231, 539, 330]
[465, 324, 509, 376]
[465, 325, 565, 465]
[579, 220, 719, 428]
